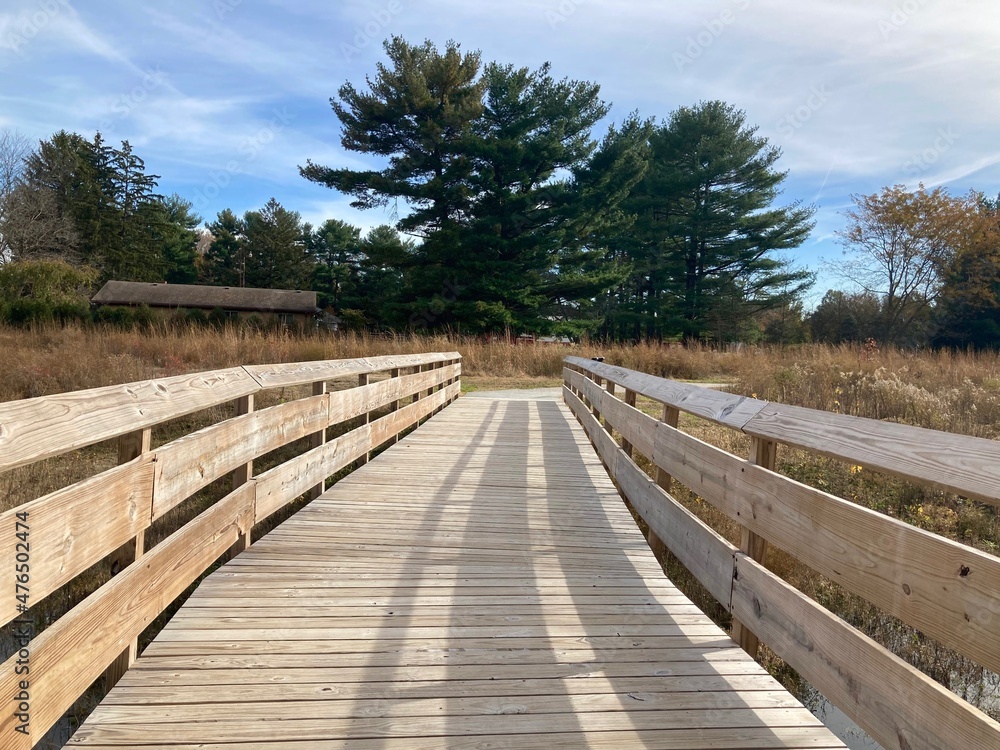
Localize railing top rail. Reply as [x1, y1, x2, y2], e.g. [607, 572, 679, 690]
[564, 355, 1000, 507]
[0, 351, 461, 474]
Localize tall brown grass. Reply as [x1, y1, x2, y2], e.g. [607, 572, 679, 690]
[7, 324, 1000, 417]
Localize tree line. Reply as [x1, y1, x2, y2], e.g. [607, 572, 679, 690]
[1, 37, 998, 346]
[814, 186, 1000, 348]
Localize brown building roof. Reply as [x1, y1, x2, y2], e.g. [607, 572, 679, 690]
[91, 281, 317, 314]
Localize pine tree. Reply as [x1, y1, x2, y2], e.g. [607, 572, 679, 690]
[103, 140, 164, 280]
[202, 209, 246, 286]
[11, 132, 169, 281]
[301, 37, 485, 237]
[305, 42, 648, 334]
[307, 219, 362, 309]
[157, 194, 201, 284]
[611, 101, 815, 341]
[242, 198, 312, 290]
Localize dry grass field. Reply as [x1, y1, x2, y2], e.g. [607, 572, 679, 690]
[3, 323, 1000, 733]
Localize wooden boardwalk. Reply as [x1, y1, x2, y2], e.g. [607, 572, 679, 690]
[70, 391, 844, 749]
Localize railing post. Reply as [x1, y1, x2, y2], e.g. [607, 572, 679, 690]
[431, 361, 443, 414]
[648, 404, 680, 559]
[388, 368, 401, 443]
[591, 373, 603, 421]
[731, 436, 777, 658]
[426, 361, 439, 403]
[358, 372, 370, 465]
[224, 394, 255, 563]
[604, 379, 615, 431]
[104, 426, 151, 690]
[621, 389, 637, 456]
[308, 380, 327, 498]
[413, 365, 423, 403]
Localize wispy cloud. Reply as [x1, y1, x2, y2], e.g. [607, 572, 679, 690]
[1, 0, 998, 295]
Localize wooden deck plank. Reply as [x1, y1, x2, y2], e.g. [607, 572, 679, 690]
[71, 393, 843, 748]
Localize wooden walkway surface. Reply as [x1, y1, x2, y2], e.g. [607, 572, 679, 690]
[70, 391, 844, 749]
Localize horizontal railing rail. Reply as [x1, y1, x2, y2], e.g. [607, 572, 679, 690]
[0, 352, 461, 748]
[563, 356, 1000, 750]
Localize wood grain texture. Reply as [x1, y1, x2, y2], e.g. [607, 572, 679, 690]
[568, 355, 1000, 508]
[244, 352, 460, 389]
[154, 394, 328, 519]
[571, 365, 1000, 675]
[0, 354, 460, 474]
[731, 553, 1000, 750]
[744, 401, 1000, 507]
[308, 381, 328, 500]
[565, 356, 767, 430]
[327, 364, 459, 427]
[652, 415, 1000, 676]
[731, 436, 775, 658]
[71, 391, 838, 749]
[564, 386, 738, 608]
[0, 367, 256, 473]
[105, 428, 153, 689]
[252, 385, 457, 524]
[0, 456, 155, 628]
[65, 728, 845, 750]
[0, 482, 255, 748]
[253, 428, 370, 524]
[368, 383, 458, 448]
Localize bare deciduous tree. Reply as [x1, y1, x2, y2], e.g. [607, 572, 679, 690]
[0, 129, 80, 263]
[1, 184, 81, 262]
[834, 184, 978, 345]
[0, 129, 33, 262]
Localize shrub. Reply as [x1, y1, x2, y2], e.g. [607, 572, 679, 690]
[53, 301, 91, 325]
[208, 307, 230, 329]
[184, 308, 209, 326]
[0, 259, 98, 307]
[93, 305, 136, 329]
[2, 298, 54, 326]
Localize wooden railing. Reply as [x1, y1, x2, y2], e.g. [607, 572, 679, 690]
[0, 352, 461, 748]
[563, 356, 1000, 750]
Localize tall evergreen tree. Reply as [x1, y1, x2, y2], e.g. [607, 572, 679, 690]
[9, 132, 169, 280]
[202, 208, 246, 286]
[304, 41, 648, 333]
[13, 131, 95, 264]
[355, 224, 411, 327]
[428, 61, 620, 332]
[307, 218, 362, 309]
[609, 101, 815, 341]
[156, 194, 201, 284]
[242, 198, 312, 289]
[301, 36, 485, 237]
[103, 140, 164, 281]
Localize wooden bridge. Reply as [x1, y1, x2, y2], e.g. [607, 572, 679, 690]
[1, 353, 998, 749]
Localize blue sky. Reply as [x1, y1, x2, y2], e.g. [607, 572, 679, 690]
[2, 0, 999, 302]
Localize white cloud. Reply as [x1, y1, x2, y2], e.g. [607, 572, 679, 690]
[1, 0, 997, 274]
